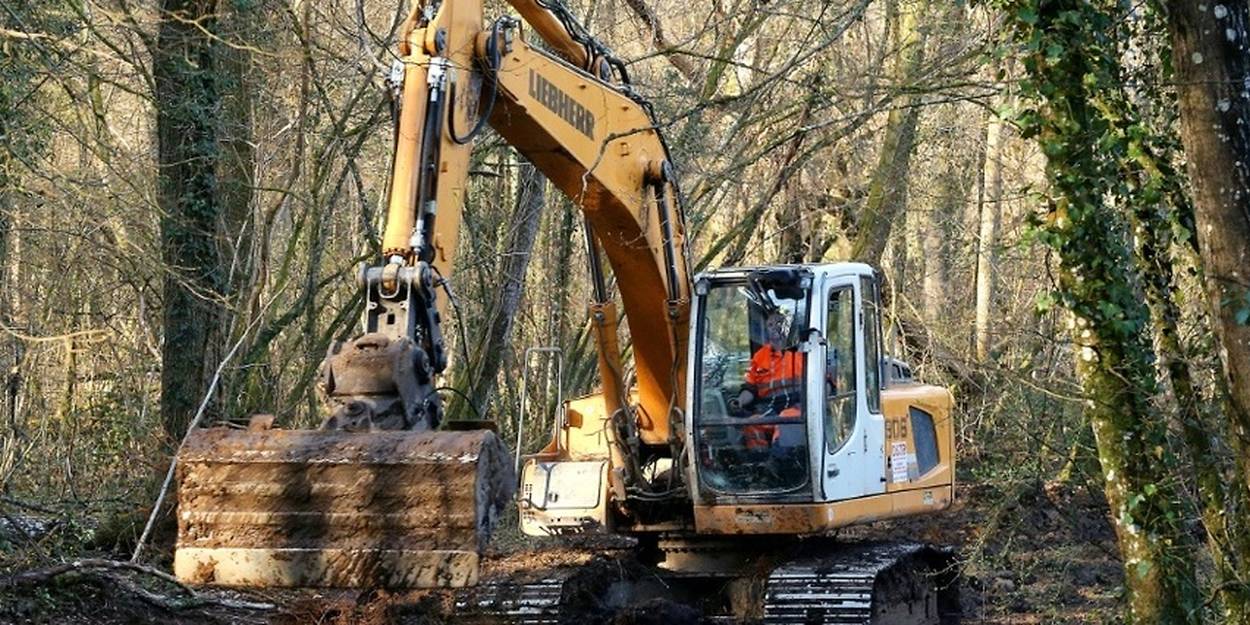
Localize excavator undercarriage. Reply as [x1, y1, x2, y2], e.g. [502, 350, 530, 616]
[451, 540, 959, 624]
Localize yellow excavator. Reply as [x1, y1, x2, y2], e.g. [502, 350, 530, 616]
[173, 0, 958, 621]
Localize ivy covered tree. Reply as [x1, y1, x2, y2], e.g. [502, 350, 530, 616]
[0, 2, 76, 420]
[154, 0, 225, 444]
[998, 1, 1204, 621]
[0, 1, 73, 300]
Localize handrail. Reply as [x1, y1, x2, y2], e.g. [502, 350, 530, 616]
[516, 346, 563, 475]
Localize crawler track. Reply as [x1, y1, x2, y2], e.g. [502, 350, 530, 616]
[763, 542, 958, 624]
[455, 578, 563, 624]
[452, 542, 958, 624]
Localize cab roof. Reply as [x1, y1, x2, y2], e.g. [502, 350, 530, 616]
[695, 261, 877, 282]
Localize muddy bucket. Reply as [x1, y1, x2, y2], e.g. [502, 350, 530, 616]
[174, 427, 514, 588]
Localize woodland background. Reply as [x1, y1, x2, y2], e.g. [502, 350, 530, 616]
[1, 0, 1249, 623]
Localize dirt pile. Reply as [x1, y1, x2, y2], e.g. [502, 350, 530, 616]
[839, 480, 1122, 624]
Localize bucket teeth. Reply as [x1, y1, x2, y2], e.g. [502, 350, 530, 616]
[174, 427, 514, 588]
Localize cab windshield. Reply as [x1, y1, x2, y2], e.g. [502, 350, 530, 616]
[693, 278, 810, 496]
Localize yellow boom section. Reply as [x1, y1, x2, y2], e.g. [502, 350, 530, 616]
[381, 1, 691, 442]
[487, 36, 691, 442]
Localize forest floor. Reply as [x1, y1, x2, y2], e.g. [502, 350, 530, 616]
[0, 478, 1123, 625]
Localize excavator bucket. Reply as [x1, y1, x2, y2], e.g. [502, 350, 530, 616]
[173, 427, 514, 588]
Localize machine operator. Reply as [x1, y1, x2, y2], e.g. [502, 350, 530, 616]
[736, 311, 805, 451]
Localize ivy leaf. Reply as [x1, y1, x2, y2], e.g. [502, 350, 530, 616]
[1035, 292, 1056, 314]
[1018, 6, 1039, 25]
[1098, 300, 1122, 321]
[1172, 222, 1192, 244]
[1058, 9, 1084, 27]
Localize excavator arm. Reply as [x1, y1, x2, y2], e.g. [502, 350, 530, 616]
[173, 0, 691, 589]
[378, 0, 692, 447]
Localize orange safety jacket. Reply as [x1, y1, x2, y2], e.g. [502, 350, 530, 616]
[742, 346, 804, 449]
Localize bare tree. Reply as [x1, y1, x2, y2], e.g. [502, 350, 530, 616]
[451, 162, 546, 420]
[974, 109, 1004, 362]
[1165, 1, 1250, 490]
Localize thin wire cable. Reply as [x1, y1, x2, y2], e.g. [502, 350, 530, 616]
[435, 385, 484, 421]
[430, 266, 472, 375]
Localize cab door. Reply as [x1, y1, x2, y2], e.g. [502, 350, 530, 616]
[817, 275, 887, 502]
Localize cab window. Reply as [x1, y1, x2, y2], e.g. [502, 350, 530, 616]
[861, 276, 882, 413]
[693, 281, 810, 496]
[824, 287, 856, 452]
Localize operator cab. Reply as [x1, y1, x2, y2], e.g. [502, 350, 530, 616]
[685, 262, 890, 505]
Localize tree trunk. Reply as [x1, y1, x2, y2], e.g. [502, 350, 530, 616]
[1006, 2, 1202, 620]
[0, 143, 15, 344]
[919, 204, 947, 325]
[974, 112, 1004, 362]
[1165, 0, 1250, 490]
[1130, 162, 1250, 618]
[0, 1, 42, 376]
[216, 0, 258, 421]
[217, 0, 258, 308]
[55, 336, 75, 423]
[452, 162, 545, 420]
[718, 94, 819, 266]
[917, 107, 969, 327]
[546, 199, 580, 403]
[155, 0, 224, 445]
[621, 0, 698, 83]
[774, 158, 807, 264]
[1052, 200, 1199, 623]
[849, 0, 925, 265]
